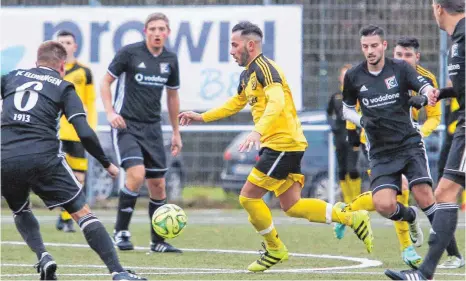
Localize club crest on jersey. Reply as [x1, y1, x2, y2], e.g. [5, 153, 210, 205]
[160, 63, 170, 74]
[248, 95, 258, 106]
[250, 75, 257, 90]
[384, 76, 398, 90]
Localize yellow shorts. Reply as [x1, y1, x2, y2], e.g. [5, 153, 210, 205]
[62, 140, 87, 172]
[246, 148, 305, 197]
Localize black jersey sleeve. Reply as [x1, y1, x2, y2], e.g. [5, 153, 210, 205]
[166, 57, 180, 89]
[61, 85, 87, 122]
[1, 73, 8, 99]
[70, 115, 110, 168]
[402, 61, 430, 94]
[256, 57, 282, 87]
[342, 72, 357, 107]
[108, 48, 129, 78]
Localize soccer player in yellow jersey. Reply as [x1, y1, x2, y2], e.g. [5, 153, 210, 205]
[336, 36, 461, 269]
[56, 30, 97, 232]
[179, 21, 374, 272]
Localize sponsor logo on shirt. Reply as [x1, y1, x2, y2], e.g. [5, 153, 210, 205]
[362, 93, 400, 108]
[384, 75, 398, 90]
[134, 73, 168, 86]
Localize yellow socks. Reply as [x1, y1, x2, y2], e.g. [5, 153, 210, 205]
[239, 195, 284, 250]
[340, 179, 352, 204]
[348, 191, 375, 212]
[285, 198, 333, 224]
[394, 189, 411, 250]
[61, 209, 72, 220]
[346, 175, 362, 201]
[284, 198, 356, 226]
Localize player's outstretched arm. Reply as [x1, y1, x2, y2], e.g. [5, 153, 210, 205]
[70, 116, 110, 167]
[178, 111, 204, 126]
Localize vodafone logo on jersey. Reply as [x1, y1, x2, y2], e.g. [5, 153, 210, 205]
[363, 93, 400, 108]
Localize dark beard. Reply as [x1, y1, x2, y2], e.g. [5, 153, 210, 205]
[239, 46, 250, 66]
[368, 56, 382, 66]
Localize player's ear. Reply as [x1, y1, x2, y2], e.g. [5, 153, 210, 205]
[383, 40, 388, 51]
[416, 52, 420, 63]
[58, 61, 66, 77]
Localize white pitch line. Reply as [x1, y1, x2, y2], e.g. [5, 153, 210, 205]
[1, 240, 382, 271]
[1, 267, 465, 277]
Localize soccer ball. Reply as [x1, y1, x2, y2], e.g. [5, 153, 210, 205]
[151, 204, 187, 239]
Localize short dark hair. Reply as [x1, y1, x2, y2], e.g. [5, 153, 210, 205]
[37, 40, 67, 68]
[145, 12, 170, 30]
[57, 30, 76, 42]
[359, 25, 385, 39]
[396, 37, 420, 51]
[434, 0, 465, 14]
[232, 21, 263, 39]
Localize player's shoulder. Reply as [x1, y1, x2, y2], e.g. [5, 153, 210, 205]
[416, 65, 436, 80]
[345, 61, 365, 77]
[162, 47, 178, 59]
[119, 41, 145, 54]
[75, 61, 93, 81]
[252, 55, 283, 84]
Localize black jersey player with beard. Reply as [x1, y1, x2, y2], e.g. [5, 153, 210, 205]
[342, 25, 441, 255]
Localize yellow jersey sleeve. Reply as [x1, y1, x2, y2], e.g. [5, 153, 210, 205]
[414, 66, 441, 137]
[201, 92, 247, 122]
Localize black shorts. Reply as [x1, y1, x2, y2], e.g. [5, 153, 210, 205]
[1, 154, 86, 214]
[112, 119, 167, 178]
[369, 143, 432, 195]
[443, 124, 465, 187]
[255, 148, 304, 179]
[62, 140, 87, 172]
[247, 148, 305, 196]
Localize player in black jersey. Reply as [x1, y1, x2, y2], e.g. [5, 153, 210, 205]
[326, 64, 361, 204]
[1, 41, 145, 280]
[341, 25, 439, 252]
[385, 1, 465, 279]
[101, 12, 182, 253]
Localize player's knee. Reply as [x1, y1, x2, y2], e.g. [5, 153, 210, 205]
[434, 184, 458, 203]
[13, 200, 31, 215]
[147, 178, 166, 198]
[411, 184, 435, 208]
[62, 192, 87, 215]
[126, 166, 145, 191]
[374, 198, 397, 216]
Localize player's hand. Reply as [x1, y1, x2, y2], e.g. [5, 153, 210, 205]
[238, 131, 261, 153]
[106, 163, 119, 178]
[426, 88, 440, 106]
[171, 132, 182, 157]
[360, 116, 378, 130]
[107, 111, 126, 129]
[408, 95, 428, 109]
[178, 111, 203, 126]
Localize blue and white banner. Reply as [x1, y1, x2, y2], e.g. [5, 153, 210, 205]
[1, 6, 302, 111]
